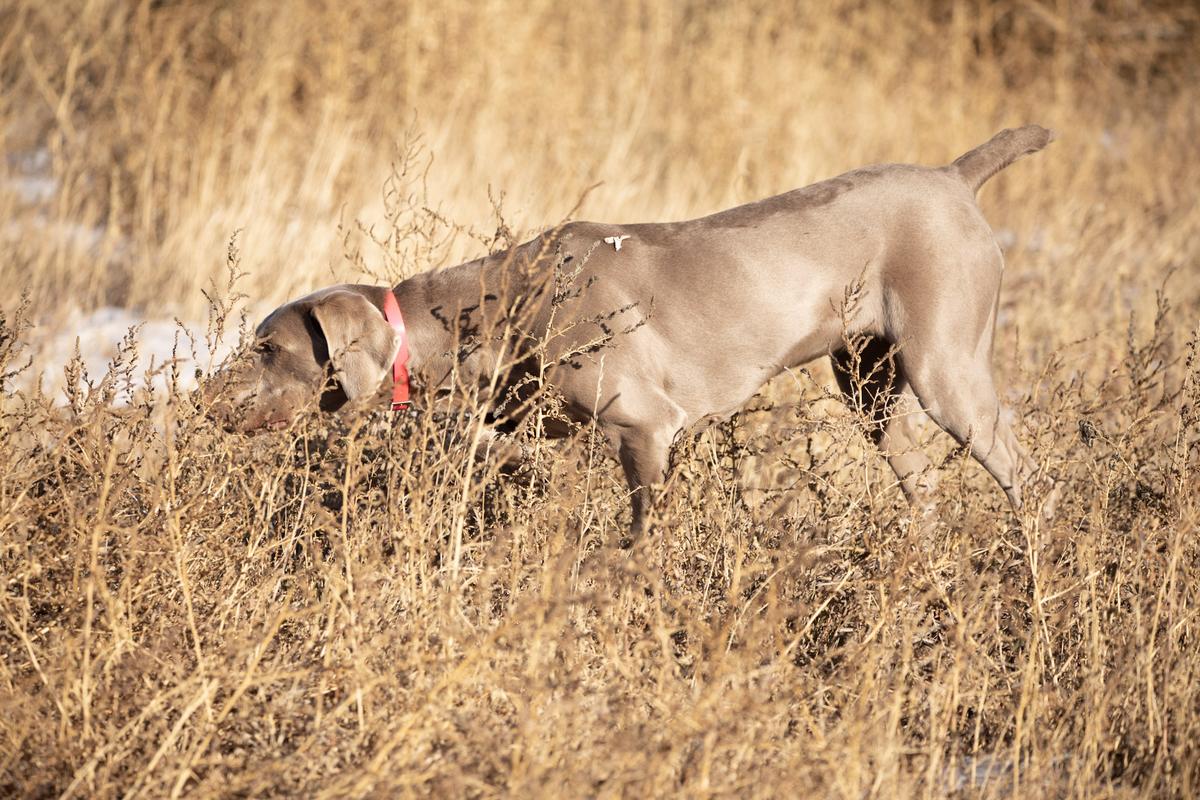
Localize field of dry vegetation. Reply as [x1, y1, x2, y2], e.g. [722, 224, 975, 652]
[2, 0, 1199, 797]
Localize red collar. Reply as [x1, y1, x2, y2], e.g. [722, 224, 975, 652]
[382, 289, 411, 410]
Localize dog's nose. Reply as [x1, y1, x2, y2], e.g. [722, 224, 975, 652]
[197, 377, 240, 430]
[202, 398, 236, 432]
[201, 388, 290, 434]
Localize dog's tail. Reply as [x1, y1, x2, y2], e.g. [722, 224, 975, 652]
[950, 125, 1055, 194]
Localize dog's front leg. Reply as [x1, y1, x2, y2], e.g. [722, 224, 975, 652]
[610, 423, 673, 540]
[599, 392, 689, 540]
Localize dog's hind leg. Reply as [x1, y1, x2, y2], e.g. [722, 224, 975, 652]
[904, 356, 1029, 510]
[891, 250, 1034, 511]
[832, 336, 938, 509]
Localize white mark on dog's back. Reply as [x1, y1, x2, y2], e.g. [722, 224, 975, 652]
[604, 235, 631, 251]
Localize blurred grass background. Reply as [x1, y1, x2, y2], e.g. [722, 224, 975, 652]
[2, 1, 1196, 327]
[2, 1, 1199, 797]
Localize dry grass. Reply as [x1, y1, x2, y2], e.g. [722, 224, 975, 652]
[2, 0, 1200, 797]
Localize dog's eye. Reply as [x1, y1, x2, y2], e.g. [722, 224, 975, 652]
[254, 341, 278, 355]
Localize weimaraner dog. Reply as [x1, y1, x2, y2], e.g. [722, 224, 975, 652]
[209, 125, 1054, 533]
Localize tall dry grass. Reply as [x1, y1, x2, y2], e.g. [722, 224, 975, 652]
[1, 0, 1199, 797]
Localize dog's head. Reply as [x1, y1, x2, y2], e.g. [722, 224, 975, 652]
[205, 285, 401, 432]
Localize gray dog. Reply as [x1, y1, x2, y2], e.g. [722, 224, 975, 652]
[209, 125, 1054, 532]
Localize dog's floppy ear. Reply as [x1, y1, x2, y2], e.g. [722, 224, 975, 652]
[310, 290, 400, 401]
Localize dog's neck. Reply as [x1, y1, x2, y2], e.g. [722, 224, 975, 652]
[388, 231, 576, 403]
[392, 253, 532, 396]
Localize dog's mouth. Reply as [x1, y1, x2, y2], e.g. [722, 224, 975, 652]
[212, 411, 293, 435]
[242, 416, 293, 434]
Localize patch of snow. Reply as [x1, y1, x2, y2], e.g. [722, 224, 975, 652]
[1, 216, 108, 253]
[1, 145, 246, 406]
[18, 307, 242, 406]
[1099, 128, 1125, 158]
[3, 147, 58, 204]
[7, 147, 51, 172]
[994, 227, 1018, 251]
[944, 751, 1069, 794]
[994, 226, 1071, 261]
[1, 144, 127, 262]
[5, 174, 58, 204]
